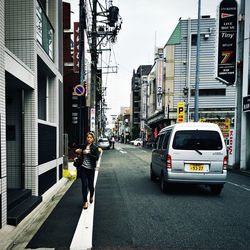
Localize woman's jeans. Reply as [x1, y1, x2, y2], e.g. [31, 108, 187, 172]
[80, 167, 95, 202]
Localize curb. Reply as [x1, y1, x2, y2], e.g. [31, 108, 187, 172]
[228, 168, 250, 177]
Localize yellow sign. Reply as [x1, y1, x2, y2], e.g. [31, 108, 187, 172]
[200, 118, 230, 138]
[177, 102, 185, 123]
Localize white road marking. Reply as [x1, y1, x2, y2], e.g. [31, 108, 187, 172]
[120, 150, 127, 154]
[70, 154, 101, 250]
[227, 181, 250, 192]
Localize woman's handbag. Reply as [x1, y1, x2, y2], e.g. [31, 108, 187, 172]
[73, 156, 82, 168]
[73, 156, 82, 178]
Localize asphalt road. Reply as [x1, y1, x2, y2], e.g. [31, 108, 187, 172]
[92, 143, 250, 250]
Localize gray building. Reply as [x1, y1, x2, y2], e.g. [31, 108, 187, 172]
[0, 0, 64, 228]
[147, 16, 236, 140]
[130, 65, 151, 139]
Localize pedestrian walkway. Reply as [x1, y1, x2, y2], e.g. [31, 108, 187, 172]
[0, 157, 101, 250]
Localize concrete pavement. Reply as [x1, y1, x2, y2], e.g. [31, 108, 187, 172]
[0, 158, 101, 250]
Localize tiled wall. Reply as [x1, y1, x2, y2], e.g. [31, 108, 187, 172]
[5, 0, 36, 71]
[1, 0, 64, 228]
[0, 0, 6, 228]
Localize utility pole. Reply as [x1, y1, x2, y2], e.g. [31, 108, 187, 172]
[194, 0, 201, 122]
[235, 0, 245, 169]
[88, 0, 122, 139]
[91, 0, 98, 137]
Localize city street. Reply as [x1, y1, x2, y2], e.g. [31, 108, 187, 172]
[4, 142, 250, 250]
[92, 143, 250, 250]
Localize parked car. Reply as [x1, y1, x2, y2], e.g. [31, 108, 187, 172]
[150, 122, 227, 195]
[130, 138, 143, 146]
[98, 137, 110, 150]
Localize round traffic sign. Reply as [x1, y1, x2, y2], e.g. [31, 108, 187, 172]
[73, 84, 85, 96]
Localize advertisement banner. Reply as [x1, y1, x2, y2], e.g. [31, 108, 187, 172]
[217, 0, 238, 85]
[156, 60, 164, 110]
[228, 129, 235, 166]
[200, 118, 230, 138]
[73, 22, 80, 73]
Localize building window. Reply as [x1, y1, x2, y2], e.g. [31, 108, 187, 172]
[191, 89, 226, 96]
[191, 34, 197, 46]
[36, 1, 54, 60]
[38, 74, 47, 120]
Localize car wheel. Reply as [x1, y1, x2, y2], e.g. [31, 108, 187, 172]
[150, 164, 156, 181]
[210, 184, 223, 195]
[137, 143, 141, 146]
[160, 173, 167, 193]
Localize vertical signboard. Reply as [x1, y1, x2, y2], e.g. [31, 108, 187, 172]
[228, 129, 235, 166]
[73, 22, 80, 73]
[90, 108, 95, 132]
[177, 102, 185, 123]
[141, 80, 147, 119]
[243, 95, 250, 112]
[156, 59, 164, 110]
[217, 0, 238, 85]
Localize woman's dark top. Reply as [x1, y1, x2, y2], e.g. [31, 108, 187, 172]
[81, 143, 99, 169]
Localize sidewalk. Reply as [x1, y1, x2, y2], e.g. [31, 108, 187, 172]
[228, 167, 250, 177]
[0, 176, 72, 250]
[0, 159, 100, 250]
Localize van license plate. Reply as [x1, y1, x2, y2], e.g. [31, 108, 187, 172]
[189, 164, 204, 172]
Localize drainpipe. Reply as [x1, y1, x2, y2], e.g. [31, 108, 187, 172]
[187, 18, 191, 122]
[21, 89, 25, 189]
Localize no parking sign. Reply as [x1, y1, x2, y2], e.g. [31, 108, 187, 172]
[73, 84, 85, 96]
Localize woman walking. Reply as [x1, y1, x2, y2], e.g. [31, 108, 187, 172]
[75, 132, 99, 209]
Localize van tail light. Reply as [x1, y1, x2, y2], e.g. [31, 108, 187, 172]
[166, 154, 172, 169]
[223, 155, 228, 170]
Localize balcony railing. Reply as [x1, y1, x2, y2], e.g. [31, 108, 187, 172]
[36, 1, 54, 60]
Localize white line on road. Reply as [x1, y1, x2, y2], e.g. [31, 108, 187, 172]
[119, 150, 127, 154]
[70, 154, 101, 250]
[227, 181, 250, 192]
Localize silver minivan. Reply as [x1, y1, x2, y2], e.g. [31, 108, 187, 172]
[150, 122, 227, 195]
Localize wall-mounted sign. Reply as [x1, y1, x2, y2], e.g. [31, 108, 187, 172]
[90, 108, 95, 132]
[73, 22, 80, 73]
[217, 0, 238, 85]
[156, 59, 164, 110]
[243, 95, 250, 112]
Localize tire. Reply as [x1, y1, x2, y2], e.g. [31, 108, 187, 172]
[210, 184, 224, 195]
[150, 164, 156, 181]
[160, 173, 168, 193]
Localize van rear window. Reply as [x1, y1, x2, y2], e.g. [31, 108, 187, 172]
[172, 130, 223, 150]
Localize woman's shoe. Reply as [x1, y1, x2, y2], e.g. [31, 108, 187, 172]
[83, 202, 88, 209]
[89, 196, 94, 204]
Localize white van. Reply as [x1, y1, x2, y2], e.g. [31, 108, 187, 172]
[150, 122, 227, 195]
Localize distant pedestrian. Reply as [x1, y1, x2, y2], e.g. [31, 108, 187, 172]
[111, 136, 115, 149]
[75, 132, 100, 209]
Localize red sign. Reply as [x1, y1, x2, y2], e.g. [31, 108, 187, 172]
[73, 22, 80, 73]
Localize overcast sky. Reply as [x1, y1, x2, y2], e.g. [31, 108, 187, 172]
[67, 0, 237, 122]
